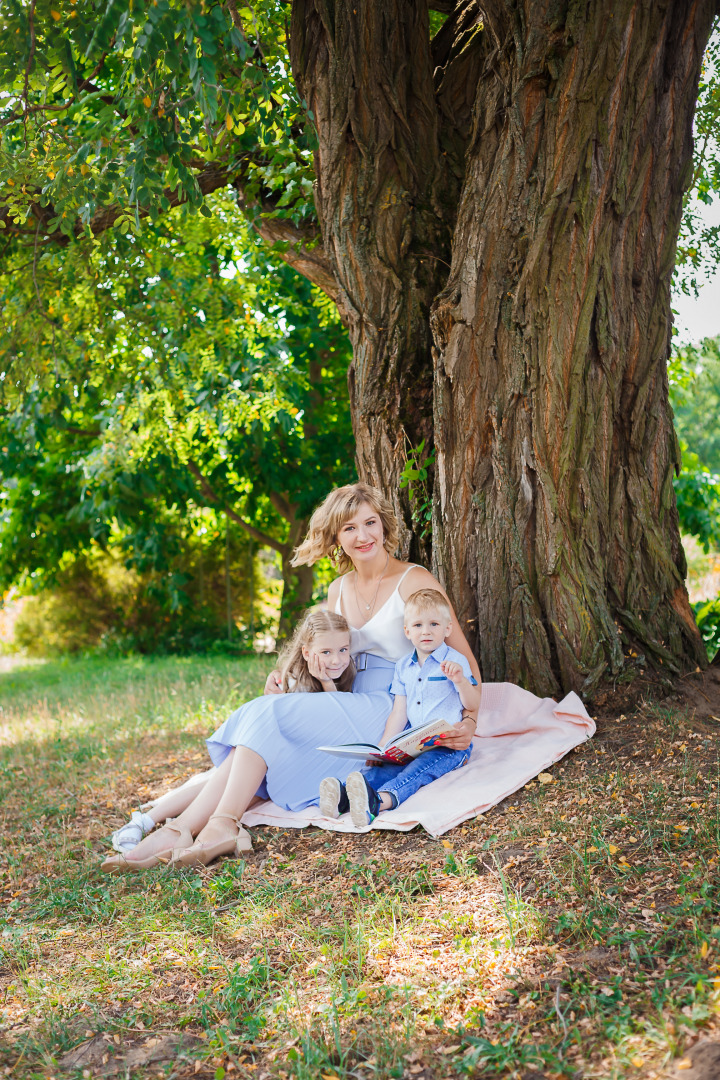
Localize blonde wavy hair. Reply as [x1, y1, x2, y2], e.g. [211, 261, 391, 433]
[277, 609, 355, 693]
[291, 483, 400, 574]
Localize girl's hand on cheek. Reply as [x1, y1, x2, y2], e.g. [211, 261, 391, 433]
[306, 651, 332, 685]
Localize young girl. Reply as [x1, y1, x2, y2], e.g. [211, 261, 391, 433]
[102, 611, 354, 871]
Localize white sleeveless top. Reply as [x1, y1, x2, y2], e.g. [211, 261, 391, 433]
[335, 565, 417, 663]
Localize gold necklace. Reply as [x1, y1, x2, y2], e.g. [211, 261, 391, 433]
[354, 551, 390, 615]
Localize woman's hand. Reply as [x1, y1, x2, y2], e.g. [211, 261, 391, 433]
[305, 650, 337, 690]
[436, 714, 476, 750]
[264, 669, 283, 695]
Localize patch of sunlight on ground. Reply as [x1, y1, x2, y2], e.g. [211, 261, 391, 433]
[0, 653, 47, 674]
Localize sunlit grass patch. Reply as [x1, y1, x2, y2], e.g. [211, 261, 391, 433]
[3, 658, 720, 1078]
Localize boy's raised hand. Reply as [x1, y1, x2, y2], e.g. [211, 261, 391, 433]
[440, 660, 465, 684]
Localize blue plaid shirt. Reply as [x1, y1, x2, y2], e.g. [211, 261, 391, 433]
[390, 643, 474, 729]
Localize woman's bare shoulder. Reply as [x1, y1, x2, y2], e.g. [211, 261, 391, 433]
[397, 563, 444, 600]
[326, 575, 345, 606]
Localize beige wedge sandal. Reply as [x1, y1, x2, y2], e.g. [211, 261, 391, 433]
[101, 821, 194, 874]
[172, 813, 253, 867]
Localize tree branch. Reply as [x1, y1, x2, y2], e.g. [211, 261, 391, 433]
[235, 185, 339, 302]
[73, 162, 236, 242]
[223, 503, 289, 555]
[62, 425, 102, 437]
[187, 460, 289, 555]
[268, 489, 295, 523]
[3, 159, 339, 302]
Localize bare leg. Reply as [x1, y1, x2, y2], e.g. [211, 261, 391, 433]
[122, 748, 267, 862]
[144, 769, 216, 825]
[183, 747, 268, 849]
[122, 753, 235, 862]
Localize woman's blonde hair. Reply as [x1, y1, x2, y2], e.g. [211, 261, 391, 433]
[277, 609, 355, 693]
[291, 483, 399, 574]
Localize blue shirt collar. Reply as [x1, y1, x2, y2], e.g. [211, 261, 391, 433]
[409, 641, 450, 666]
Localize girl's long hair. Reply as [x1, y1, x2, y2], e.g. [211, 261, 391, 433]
[278, 609, 355, 693]
[290, 482, 399, 575]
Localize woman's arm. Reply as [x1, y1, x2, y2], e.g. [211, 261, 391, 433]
[378, 695, 408, 746]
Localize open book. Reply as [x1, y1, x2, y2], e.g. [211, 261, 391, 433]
[317, 717, 458, 765]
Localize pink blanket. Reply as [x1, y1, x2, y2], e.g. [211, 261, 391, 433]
[241, 682, 594, 838]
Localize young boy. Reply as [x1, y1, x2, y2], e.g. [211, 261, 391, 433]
[319, 588, 481, 827]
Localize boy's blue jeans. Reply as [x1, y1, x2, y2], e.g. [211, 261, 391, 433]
[361, 745, 471, 808]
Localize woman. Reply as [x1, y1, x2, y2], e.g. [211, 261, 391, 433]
[103, 482, 481, 870]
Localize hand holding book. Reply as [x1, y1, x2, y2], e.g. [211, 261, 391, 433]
[317, 716, 460, 765]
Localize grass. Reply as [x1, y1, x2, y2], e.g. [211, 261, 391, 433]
[1, 656, 720, 1079]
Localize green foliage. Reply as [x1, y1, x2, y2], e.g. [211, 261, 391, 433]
[0, 198, 354, 639]
[676, 27, 720, 293]
[0, 0, 313, 243]
[692, 597, 720, 660]
[11, 528, 269, 658]
[670, 338, 720, 473]
[399, 438, 435, 540]
[673, 446, 720, 554]
[0, 0, 357, 643]
[669, 339, 720, 569]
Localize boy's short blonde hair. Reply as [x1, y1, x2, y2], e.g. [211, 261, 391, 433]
[403, 588, 452, 623]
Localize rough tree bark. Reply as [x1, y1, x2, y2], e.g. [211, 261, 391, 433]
[290, 0, 483, 560]
[291, 0, 716, 695]
[431, 0, 715, 694]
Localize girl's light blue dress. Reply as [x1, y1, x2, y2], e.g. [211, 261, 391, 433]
[206, 568, 417, 812]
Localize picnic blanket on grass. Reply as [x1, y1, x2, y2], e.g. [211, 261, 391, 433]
[240, 682, 594, 838]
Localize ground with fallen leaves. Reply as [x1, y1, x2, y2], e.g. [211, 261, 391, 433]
[2, 655, 720, 1080]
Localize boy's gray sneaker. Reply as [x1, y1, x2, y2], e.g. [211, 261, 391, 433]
[319, 777, 349, 818]
[346, 771, 381, 828]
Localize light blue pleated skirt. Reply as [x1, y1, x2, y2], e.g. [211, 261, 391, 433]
[206, 654, 394, 812]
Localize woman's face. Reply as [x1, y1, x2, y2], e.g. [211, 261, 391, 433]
[336, 502, 385, 564]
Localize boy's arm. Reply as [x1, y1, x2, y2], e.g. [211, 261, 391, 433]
[435, 658, 480, 749]
[456, 676, 481, 712]
[440, 660, 481, 712]
[378, 695, 408, 746]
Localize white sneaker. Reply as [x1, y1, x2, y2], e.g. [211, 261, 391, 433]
[111, 811, 154, 853]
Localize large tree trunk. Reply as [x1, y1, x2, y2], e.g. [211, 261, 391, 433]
[291, 0, 715, 695]
[290, 0, 483, 562]
[432, 0, 714, 694]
